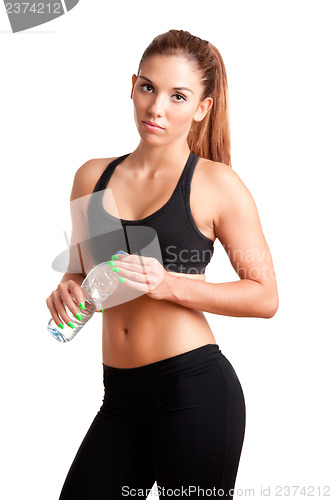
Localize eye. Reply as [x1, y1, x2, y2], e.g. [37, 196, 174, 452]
[140, 84, 154, 93]
[139, 84, 186, 102]
[173, 93, 186, 102]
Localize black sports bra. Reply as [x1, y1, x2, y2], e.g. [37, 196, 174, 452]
[87, 151, 214, 274]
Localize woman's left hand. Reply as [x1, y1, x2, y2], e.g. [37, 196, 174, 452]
[111, 253, 175, 301]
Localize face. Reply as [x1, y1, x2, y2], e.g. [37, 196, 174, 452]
[130, 54, 213, 145]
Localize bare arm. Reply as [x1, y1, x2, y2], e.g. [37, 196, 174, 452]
[60, 271, 85, 286]
[65, 160, 98, 279]
[166, 163, 279, 318]
[167, 275, 276, 318]
[46, 160, 103, 324]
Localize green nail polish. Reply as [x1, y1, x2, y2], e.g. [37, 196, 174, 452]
[75, 313, 83, 321]
[112, 267, 119, 272]
[111, 255, 118, 260]
[68, 321, 75, 329]
[107, 260, 116, 267]
[119, 277, 126, 282]
[79, 302, 85, 310]
[58, 322, 64, 329]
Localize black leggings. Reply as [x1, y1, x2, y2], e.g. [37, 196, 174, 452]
[58, 344, 246, 499]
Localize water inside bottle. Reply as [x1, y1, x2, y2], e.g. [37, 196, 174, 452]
[47, 298, 96, 342]
[47, 258, 122, 342]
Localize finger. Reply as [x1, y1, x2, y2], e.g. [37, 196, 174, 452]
[115, 260, 149, 275]
[53, 292, 78, 327]
[118, 276, 149, 293]
[111, 266, 151, 285]
[58, 283, 83, 319]
[68, 281, 85, 311]
[114, 253, 152, 267]
[46, 296, 65, 329]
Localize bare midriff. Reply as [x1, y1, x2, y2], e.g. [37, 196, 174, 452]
[102, 272, 217, 368]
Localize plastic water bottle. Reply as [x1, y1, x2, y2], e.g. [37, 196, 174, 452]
[47, 251, 128, 343]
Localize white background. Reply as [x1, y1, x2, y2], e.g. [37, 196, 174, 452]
[0, 1, 331, 499]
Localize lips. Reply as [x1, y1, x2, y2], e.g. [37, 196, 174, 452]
[142, 121, 164, 129]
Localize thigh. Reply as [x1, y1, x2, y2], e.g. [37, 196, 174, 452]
[58, 410, 155, 500]
[151, 355, 246, 499]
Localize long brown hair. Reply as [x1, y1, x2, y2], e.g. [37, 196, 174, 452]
[137, 29, 232, 167]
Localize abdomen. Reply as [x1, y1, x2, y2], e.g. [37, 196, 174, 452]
[101, 295, 217, 368]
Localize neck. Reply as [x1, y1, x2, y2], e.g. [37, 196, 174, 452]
[129, 141, 191, 174]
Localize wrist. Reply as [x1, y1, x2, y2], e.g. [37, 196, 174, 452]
[164, 272, 180, 302]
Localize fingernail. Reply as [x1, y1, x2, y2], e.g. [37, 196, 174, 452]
[111, 255, 118, 260]
[67, 321, 75, 329]
[107, 260, 116, 267]
[75, 313, 83, 321]
[79, 302, 85, 310]
[119, 277, 126, 283]
[58, 322, 64, 329]
[112, 267, 119, 272]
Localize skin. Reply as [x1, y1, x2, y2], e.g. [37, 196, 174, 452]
[47, 54, 278, 367]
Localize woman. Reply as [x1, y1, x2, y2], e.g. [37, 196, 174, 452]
[47, 29, 278, 499]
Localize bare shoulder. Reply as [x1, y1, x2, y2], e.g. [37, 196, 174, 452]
[198, 157, 249, 194]
[70, 157, 118, 201]
[197, 158, 257, 224]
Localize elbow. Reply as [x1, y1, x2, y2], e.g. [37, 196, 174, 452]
[253, 282, 279, 319]
[262, 293, 279, 319]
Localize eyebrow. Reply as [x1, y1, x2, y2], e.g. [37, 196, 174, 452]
[138, 75, 194, 94]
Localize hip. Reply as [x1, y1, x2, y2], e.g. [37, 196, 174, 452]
[99, 343, 245, 427]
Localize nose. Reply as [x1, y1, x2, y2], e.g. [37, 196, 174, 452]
[147, 94, 166, 118]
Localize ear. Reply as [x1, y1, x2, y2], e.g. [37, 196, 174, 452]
[131, 74, 137, 99]
[193, 97, 213, 123]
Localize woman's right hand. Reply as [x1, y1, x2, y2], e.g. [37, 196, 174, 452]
[46, 280, 86, 328]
